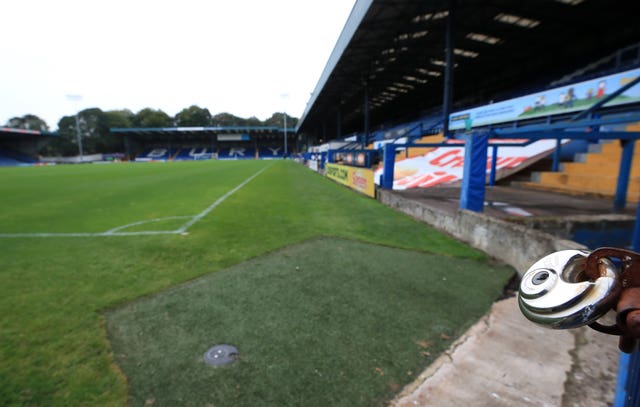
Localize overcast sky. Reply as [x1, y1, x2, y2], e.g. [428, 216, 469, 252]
[0, 0, 357, 129]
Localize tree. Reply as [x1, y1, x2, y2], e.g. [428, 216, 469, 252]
[43, 115, 79, 156]
[5, 114, 50, 131]
[211, 112, 244, 127]
[103, 109, 134, 129]
[263, 112, 298, 128]
[101, 110, 134, 153]
[132, 108, 173, 128]
[47, 108, 127, 155]
[50, 109, 102, 155]
[76, 108, 107, 154]
[175, 105, 212, 127]
[245, 116, 262, 126]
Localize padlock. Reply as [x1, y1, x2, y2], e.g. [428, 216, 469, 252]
[518, 250, 621, 329]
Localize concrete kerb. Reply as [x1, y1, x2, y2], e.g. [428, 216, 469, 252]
[377, 188, 588, 274]
[390, 297, 576, 407]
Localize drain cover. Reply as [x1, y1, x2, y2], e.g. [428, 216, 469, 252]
[204, 344, 238, 366]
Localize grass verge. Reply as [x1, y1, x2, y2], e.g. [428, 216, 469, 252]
[106, 238, 513, 407]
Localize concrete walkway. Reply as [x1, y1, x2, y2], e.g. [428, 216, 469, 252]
[395, 185, 636, 219]
[390, 297, 619, 407]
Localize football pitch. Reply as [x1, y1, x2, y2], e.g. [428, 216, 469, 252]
[0, 160, 513, 406]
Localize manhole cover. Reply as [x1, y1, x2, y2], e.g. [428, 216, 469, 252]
[204, 344, 238, 366]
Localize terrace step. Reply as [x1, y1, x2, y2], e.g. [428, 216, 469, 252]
[524, 122, 640, 203]
[395, 134, 444, 161]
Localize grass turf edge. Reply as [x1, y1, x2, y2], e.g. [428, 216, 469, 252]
[104, 236, 515, 406]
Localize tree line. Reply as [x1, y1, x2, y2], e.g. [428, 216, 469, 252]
[4, 105, 298, 156]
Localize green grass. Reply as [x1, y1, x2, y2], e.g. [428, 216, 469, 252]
[107, 238, 513, 407]
[0, 161, 265, 233]
[0, 160, 508, 406]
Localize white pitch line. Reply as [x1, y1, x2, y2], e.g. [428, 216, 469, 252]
[105, 216, 192, 234]
[176, 165, 270, 233]
[0, 230, 182, 238]
[0, 232, 109, 238]
[107, 230, 182, 236]
[0, 164, 271, 239]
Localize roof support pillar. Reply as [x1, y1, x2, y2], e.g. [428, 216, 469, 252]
[322, 122, 327, 145]
[337, 109, 342, 139]
[552, 138, 562, 172]
[614, 139, 635, 212]
[489, 145, 498, 186]
[363, 83, 370, 148]
[442, 0, 456, 137]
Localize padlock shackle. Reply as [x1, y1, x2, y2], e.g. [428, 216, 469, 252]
[586, 247, 640, 286]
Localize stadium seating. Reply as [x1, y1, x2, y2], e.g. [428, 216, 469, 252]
[0, 155, 23, 166]
[134, 148, 177, 162]
[523, 123, 640, 202]
[132, 146, 295, 161]
[0, 149, 37, 166]
[173, 148, 214, 161]
[217, 147, 256, 160]
[258, 147, 284, 159]
[394, 134, 445, 162]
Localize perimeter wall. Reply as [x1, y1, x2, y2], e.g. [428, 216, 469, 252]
[377, 189, 586, 274]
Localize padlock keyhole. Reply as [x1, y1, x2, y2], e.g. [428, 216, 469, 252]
[532, 271, 549, 285]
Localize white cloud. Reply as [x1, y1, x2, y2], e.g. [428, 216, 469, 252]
[0, 0, 356, 128]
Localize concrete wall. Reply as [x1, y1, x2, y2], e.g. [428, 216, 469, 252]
[510, 214, 634, 237]
[377, 189, 586, 274]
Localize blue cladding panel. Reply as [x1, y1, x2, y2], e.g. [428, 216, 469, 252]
[614, 201, 640, 407]
[460, 133, 488, 212]
[382, 143, 395, 189]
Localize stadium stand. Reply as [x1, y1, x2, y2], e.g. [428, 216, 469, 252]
[243, 1, 640, 403]
[257, 146, 284, 159]
[0, 127, 57, 166]
[0, 152, 24, 166]
[173, 148, 214, 161]
[0, 148, 38, 166]
[134, 148, 177, 162]
[524, 137, 640, 202]
[316, 60, 640, 198]
[111, 126, 293, 161]
[217, 147, 256, 160]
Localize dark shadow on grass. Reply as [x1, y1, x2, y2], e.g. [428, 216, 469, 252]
[104, 237, 514, 407]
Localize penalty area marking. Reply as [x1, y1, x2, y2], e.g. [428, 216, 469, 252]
[104, 216, 192, 235]
[0, 165, 270, 239]
[175, 165, 267, 233]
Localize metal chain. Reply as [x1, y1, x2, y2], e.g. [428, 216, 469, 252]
[586, 248, 640, 353]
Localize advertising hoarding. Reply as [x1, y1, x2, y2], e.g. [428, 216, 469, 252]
[449, 68, 640, 130]
[326, 163, 376, 197]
